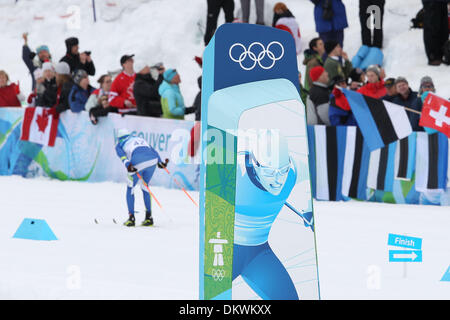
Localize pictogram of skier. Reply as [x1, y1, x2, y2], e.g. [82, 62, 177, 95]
[233, 129, 314, 300]
[209, 232, 228, 267]
[115, 129, 169, 227]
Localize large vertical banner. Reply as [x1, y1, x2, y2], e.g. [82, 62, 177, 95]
[200, 24, 320, 300]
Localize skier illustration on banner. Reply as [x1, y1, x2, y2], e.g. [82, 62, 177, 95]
[232, 129, 313, 300]
[199, 23, 320, 301]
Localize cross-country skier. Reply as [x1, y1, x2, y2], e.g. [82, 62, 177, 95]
[232, 130, 314, 300]
[115, 129, 169, 227]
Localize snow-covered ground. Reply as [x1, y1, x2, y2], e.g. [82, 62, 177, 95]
[0, 176, 448, 299]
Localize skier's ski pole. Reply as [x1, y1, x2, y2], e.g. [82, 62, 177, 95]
[284, 202, 314, 228]
[136, 172, 164, 210]
[136, 172, 174, 223]
[163, 167, 198, 207]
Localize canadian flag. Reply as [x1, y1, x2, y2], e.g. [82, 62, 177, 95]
[275, 17, 302, 55]
[20, 107, 59, 147]
[419, 93, 450, 138]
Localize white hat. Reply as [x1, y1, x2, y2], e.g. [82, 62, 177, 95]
[133, 58, 150, 74]
[117, 128, 130, 139]
[42, 62, 54, 72]
[55, 61, 71, 75]
[33, 68, 43, 79]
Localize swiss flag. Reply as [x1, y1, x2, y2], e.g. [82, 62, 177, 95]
[419, 93, 450, 138]
[20, 107, 59, 147]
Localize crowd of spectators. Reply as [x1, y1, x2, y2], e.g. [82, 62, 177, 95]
[303, 0, 449, 133]
[303, 32, 442, 131]
[0, 0, 448, 132]
[1, 34, 201, 125]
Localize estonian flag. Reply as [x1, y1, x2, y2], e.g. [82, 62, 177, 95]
[415, 132, 449, 192]
[313, 125, 347, 201]
[307, 126, 317, 199]
[342, 126, 371, 200]
[367, 142, 396, 192]
[342, 89, 412, 151]
[394, 134, 416, 181]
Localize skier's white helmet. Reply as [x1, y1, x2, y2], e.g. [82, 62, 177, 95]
[239, 129, 291, 196]
[117, 128, 130, 139]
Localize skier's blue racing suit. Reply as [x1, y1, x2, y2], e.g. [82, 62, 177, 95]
[232, 153, 299, 300]
[115, 134, 161, 214]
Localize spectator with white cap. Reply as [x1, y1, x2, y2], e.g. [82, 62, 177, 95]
[36, 62, 58, 108]
[26, 68, 44, 106]
[33, 68, 45, 96]
[54, 61, 75, 113]
[133, 60, 165, 117]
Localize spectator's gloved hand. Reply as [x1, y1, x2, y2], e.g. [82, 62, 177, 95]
[157, 158, 169, 169]
[124, 100, 135, 108]
[127, 164, 137, 173]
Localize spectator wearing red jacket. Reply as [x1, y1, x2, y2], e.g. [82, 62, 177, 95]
[357, 65, 387, 99]
[0, 70, 22, 107]
[108, 54, 137, 113]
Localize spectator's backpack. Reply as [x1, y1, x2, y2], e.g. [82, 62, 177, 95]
[443, 40, 450, 65]
[410, 8, 424, 29]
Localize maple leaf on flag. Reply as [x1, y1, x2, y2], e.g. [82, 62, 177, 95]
[36, 112, 49, 133]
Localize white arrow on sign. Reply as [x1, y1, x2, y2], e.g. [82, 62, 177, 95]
[393, 251, 418, 261]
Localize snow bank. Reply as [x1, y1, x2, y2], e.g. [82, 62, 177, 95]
[1, 0, 448, 110]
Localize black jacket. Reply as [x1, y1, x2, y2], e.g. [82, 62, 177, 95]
[60, 53, 95, 76]
[185, 76, 202, 121]
[307, 82, 331, 125]
[392, 89, 422, 131]
[309, 82, 331, 107]
[133, 73, 163, 117]
[55, 79, 75, 114]
[36, 78, 58, 108]
[22, 45, 51, 90]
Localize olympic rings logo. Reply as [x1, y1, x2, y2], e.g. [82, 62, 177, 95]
[229, 41, 285, 71]
[212, 269, 225, 281]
